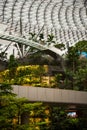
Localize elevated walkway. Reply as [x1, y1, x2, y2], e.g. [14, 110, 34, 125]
[0, 33, 63, 56]
[12, 85, 87, 106]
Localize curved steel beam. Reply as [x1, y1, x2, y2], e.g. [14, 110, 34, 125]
[0, 33, 63, 56]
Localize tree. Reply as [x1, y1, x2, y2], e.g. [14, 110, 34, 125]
[54, 41, 87, 90]
[0, 83, 50, 130]
[65, 41, 87, 91]
[0, 83, 17, 129]
[8, 55, 18, 80]
[47, 34, 55, 45]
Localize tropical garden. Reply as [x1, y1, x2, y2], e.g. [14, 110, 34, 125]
[0, 33, 87, 129]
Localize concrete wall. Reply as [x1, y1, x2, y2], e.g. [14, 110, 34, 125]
[12, 85, 87, 105]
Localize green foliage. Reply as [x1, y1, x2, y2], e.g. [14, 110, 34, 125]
[75, 40, 87, 52]
[54, 43, 65, 50]
[0, 83, 13, 94]
[56, 40, 87, 91]
[47, 34, 54, 42]
[0, 34, 87, 129]
[0, 83, 50, 130]
[50, 106, 87, 130]
[29, 33, 36, 40]
[8, 55, 18, 80]
[0, 65, 47, 86]
[47, 34, 55, 45]
[39, 33, 44, 40]
[50, 106, 68, 130]
[66, 46, 79, 71]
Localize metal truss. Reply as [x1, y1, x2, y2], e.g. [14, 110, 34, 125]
[0, 0, 87, 59]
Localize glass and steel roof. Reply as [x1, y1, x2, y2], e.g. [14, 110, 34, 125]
[0, 0, 87, 59]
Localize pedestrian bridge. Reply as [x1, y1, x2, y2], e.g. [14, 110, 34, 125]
[12, 85, 87, 106]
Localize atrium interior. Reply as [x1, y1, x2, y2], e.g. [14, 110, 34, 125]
[0, 0, 87, 129]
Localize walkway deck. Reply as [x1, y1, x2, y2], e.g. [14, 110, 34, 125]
[12, 85, 87, 105]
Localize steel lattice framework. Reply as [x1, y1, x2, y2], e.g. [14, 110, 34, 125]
[0, 0, 87, 59]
